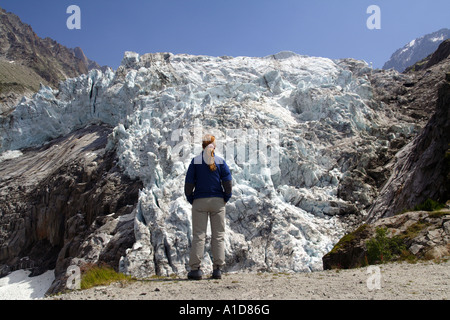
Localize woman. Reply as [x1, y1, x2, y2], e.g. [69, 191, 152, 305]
[184, 134, 232, 280]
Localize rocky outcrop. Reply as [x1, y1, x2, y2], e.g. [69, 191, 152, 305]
[323, 209, 450, 270]
[70, 47, 109, 73]
[0, 124, 142, 293]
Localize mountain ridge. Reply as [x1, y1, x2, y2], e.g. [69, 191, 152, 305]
[0, 6, 107, 114]
[383, 28, 450, 72]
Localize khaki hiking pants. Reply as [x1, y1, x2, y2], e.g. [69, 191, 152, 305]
[189, 197, 226, 270]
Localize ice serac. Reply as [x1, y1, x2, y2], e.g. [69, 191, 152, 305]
[0, 51, 417, 277]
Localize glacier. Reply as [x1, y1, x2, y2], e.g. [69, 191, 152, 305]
[0, 50, 407, 276]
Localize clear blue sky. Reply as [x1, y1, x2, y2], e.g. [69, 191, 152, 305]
[1, 0, 449, 69]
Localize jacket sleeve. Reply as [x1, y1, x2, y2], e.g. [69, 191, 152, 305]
[220, 161, 232, 202]
[185, 182, 195, 204]
[185, 160, 195, 204]
[222, 180, 232, 203]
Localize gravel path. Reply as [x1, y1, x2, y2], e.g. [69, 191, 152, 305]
[49, 260, 450, 300]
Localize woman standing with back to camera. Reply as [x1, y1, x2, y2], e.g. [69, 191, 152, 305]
[184, 134, 232, 280]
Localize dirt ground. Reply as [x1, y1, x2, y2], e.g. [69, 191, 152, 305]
[48, 259, 450, 300]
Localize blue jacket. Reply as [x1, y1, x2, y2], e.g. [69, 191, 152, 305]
[185, 152, 232, 203]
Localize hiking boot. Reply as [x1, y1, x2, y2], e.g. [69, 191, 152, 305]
[187, 268, 203, 280]
[212, 268, 222, 279]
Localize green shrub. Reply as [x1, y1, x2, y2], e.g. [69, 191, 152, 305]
[366, 227, 406, 264]
[396, 198, 446, 215]
[413, 198, 445, 212]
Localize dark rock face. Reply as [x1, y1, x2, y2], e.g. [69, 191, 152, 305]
[361, 39, 450, 223]
[334, 50, 449, 229]
[426, 40, 450, 69]
[367, 73, 450, 221]
[0, 124, 142, 292]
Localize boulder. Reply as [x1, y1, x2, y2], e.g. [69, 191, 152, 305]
[323, 210, 450, 270]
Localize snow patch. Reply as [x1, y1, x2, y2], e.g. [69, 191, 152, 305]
[0, 150, 23, 163]
[430, 35, 444, 42]
[0, 270, 55, 300]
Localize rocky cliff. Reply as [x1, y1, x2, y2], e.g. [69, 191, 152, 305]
[367, 45, 450, 221]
